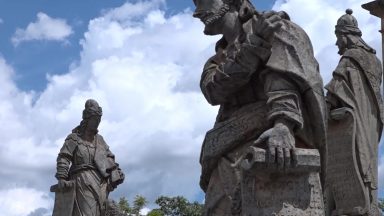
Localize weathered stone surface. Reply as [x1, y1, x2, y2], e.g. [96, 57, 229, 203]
[51, 99, 125, 216]
[325, 9, 383, 216]
[241, 147, 321, 174]
[202, 102, 268, 161]
[193, 0, 326, 215]
[326, 108, 369, 215]
[241, 147, 324, 216]
[51, 182, 76, 216]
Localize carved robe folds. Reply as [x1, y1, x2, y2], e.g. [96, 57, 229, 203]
[325, 48, 383, 216]
[200, 15, 327, 215]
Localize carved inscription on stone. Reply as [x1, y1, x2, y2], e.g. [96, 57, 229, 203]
[240, 147, 324, 216]
[202, 102, 269, 160]
[326, 108, 369, 215]
[241, 170, 324, 215]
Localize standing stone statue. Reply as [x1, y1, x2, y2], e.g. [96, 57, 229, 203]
[325, 9, 383, 216]
[51, 99, 125, 216]
[193, 0, 327, 215]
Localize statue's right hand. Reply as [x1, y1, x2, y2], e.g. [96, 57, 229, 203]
[253, 11, 283, 42]
[58, 179, 74, 190]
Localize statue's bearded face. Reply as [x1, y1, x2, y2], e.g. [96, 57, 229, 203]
[335, 33, 347, 55]
[193, 0, 230, 35]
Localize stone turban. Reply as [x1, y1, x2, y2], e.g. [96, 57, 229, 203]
[335, 9, 362, 36]
[82, 99, 102, 119]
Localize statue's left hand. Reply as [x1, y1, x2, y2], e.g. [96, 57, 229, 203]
[253, 121, 296, 169]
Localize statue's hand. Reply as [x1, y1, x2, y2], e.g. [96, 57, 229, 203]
[58, 179, 74, 190]
[254, 122, 296, 169]
[253, 11, 282, 42]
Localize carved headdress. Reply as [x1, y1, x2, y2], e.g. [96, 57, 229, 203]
[82, 99, 102, 119]
[72, 99, 102, 134]
[335, 9, 376, 54]
[335, 9, 362, 36]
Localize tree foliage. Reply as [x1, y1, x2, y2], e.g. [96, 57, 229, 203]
[149, 196, 203, 216]
[118, 195, 203, 216]
[117, 195, 148, 216]
[378, 198, 384, 212]
[118, 197, 132, 214]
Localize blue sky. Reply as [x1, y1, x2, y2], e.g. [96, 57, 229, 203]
[0, 0, 275, 92]
[0, 0, 383, 215]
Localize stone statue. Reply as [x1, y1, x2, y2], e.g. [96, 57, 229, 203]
[51, 99, 125, 216]
[193, 0, 327, 215]
[324, 9, 383, 216]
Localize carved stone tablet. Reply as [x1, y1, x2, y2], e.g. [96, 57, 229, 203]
[240, 147, 324, 215]
[326, 108, 369, 215]
[51, 183, 76, 216]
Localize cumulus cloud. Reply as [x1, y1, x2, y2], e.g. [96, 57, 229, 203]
[0, 188, 51, 216]
[273, 0, 381, 84]
[273, 0, 383, 195]
[1, 0, 383, 214]
[0, 0, 218, 214]
[11, 12, 73, 46]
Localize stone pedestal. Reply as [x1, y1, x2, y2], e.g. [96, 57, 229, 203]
[240, 147, 324, 216]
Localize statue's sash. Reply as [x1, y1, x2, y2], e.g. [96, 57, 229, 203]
[201, 102, 269, 162]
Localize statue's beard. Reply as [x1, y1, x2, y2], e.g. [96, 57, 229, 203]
[201, 3, 230, 26]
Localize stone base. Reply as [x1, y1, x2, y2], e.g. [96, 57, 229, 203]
[240, 147, 324, 216]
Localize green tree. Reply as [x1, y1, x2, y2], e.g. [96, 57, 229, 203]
[117, 195, 148, 216]
[147, 209, 164, 216]
[154, 196, 202, 216]
[132, 195, 148, 216]
[118, 197, 132, 215]
[378, 198, 384, 212]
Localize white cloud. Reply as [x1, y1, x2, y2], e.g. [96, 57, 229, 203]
[11, 12, 73, 46]
[1, 0, 383, 214]
[0, 188, 52, 216]
[273, 0, 381, 84]
[0, 0, 218, 213]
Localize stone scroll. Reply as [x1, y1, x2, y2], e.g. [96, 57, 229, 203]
[326, 108, 369, 215]
[240, 147, 324, 216]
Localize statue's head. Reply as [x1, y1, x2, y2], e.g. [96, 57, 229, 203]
[81, 99, 102, 134]
[193, 0, 255, 35]
[334, 9, 362, 55]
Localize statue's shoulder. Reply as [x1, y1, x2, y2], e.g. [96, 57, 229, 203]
[343, 48, 367, 60]
[59, 133, 81, 155]
[343, 48, 380, 70]
[96, 134, 110, 149]
[65, 133, 81, 143]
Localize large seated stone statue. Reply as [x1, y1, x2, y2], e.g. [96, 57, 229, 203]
[51, 99, 125, 216]
[192, 0, 327, 215]
[325, 9, 383, 216]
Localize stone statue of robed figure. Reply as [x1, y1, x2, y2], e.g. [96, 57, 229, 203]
[193, 0, 327, 215]
[325, 9, 383, 216]
[51, 99, 125, 216]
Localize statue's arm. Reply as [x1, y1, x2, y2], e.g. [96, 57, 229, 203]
[264, 71, 303, 131]
[98, 135, 125, 190]
[325, 58, 356, 110]
[201, 38, 271, 105]
[55, 135, 77, 180]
